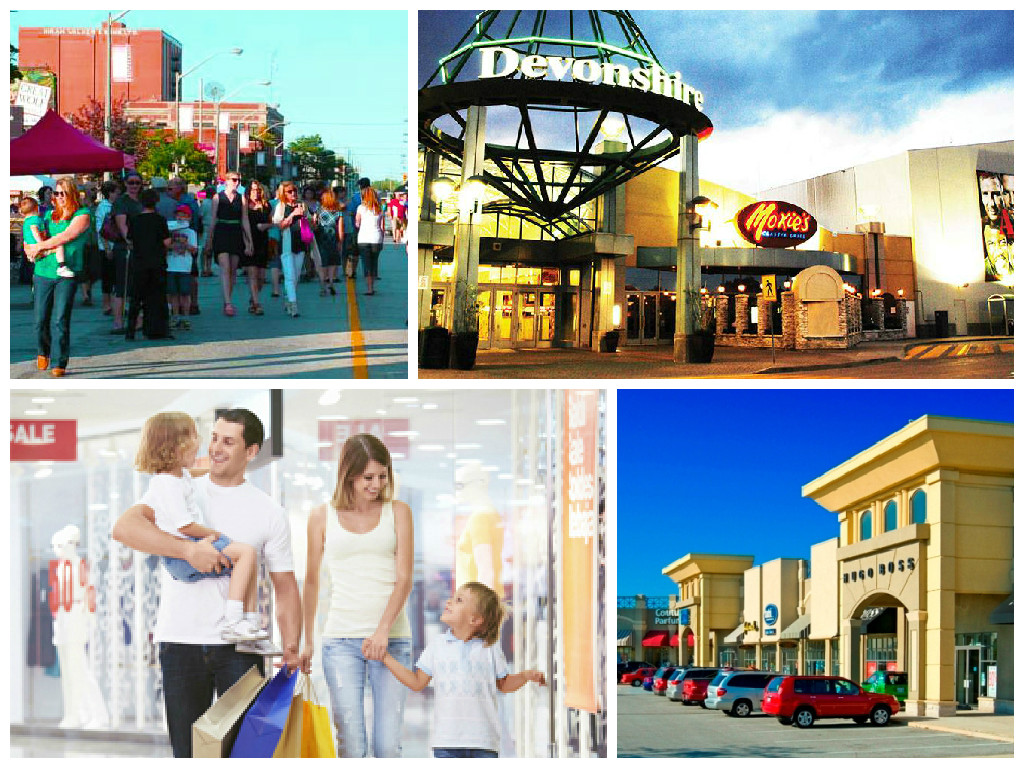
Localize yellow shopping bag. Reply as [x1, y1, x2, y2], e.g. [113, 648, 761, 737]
[299, 674, 336, 757]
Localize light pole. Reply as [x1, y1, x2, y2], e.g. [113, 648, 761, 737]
[104, 10, 130, 180]
[213, 79, 271, 176]
[174, 47, 243, 138]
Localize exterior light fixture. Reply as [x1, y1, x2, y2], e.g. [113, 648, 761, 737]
[700, 287, 708, 295]
[686, 195, 718, 233]
[717, 285, 725, 294]
[897, 288, 905, 298]
[737, 284, 746, 293]
[431, 177, 457, 215]
[870, 288, 882, 298]
[599, 115, 626, 140]
[612, 304, 622, 326]
[784, 280, 792, 290]
[458, 174, 488, 216]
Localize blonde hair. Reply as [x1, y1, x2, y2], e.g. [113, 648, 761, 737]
[51, 178, 81, 222]
[136, 412, 198, 474]
[331, 433, 394, 510]
[275, 181, 298, 201]
[462, 581, 507, 646]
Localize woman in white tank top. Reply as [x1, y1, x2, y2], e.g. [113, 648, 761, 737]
[300, 434, 414, 757]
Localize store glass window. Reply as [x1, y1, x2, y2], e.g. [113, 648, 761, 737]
[883, 500, 897, 532]
[739, 647, 756, 668]
[10, 389, 607, 758]
[804, 640, 826, 675]
[911, 489, 927, 524]
[860, 510, 872, 541]
[780, 646, 798, 675]
[830, 639, 840, 676]
[719, 648, 738, 668]
[761, 645, 776, 671]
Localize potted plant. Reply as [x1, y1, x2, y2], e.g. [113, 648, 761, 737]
[685, 289, 716, 363]
[418, 321, 451, 369]
[450, 279, 481, 370]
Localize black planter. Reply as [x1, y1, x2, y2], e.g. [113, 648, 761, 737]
[450, 331, 480, 370]
[686, 331, 715, 363]
[418, 327, 451, 369]
[599, 330, 621, 353]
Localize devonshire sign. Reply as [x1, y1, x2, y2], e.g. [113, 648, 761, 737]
[478, 46, 705, 111]
[737, 201, 817, 248]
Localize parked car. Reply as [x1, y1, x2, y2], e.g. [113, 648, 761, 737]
[642, 674, 656, 691]
[621, 666, 657, 686]
[762, 675, 899, 728]
[652, 665, 678, 696]
[666, 669, 689, 701]
[618, 660, 653, 678]
[862, 670, 908, 703]
[678, 667, 725, 706]
[704, 670, 779, 717]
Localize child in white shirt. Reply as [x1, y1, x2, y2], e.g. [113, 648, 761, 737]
[166, 205, 198, 329]
[382, 581, 545, 758]
[135, 411, 267, 643]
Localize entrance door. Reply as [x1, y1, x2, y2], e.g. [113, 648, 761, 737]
[626, 292, 660, 345]
[956, 647, 982, 708]
[493, 289, 515, 348]
[477, 289, 493, 347]
[429, 288, 449, 328]
[517, 290, 538, 346]
[537, 291, 556, 347]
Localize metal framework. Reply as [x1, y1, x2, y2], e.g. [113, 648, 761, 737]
[420, 11, 712, 223]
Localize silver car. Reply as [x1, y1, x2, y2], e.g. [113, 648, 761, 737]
[704, 670, 779, 717]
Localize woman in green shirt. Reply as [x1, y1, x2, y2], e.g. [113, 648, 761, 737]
[23, 178, 92, 377]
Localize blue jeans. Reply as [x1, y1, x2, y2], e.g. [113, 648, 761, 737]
[161, 535, 231, 582]
[158, 642, 264, 758]
[434, 748, 499, 758]
[33, 274, 76, 368]
[322, 636, 411, 757]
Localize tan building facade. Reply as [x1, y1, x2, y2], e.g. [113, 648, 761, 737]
[663, 416, 1013, 717]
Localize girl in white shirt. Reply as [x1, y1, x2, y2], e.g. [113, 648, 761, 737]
[136, 412, 267, 643]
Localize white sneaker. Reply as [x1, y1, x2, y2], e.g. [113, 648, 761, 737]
[221, 617, 269, 642]
[57, 265, 75, 278]
[235, 638, 283, 656]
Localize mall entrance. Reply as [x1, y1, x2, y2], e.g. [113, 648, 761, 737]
[625, 291, 675, 345]
[478, 286, 558, 349]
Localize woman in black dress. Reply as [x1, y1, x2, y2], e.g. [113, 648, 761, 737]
[244, 180, 273, 315]
[203, 173, 252, 316]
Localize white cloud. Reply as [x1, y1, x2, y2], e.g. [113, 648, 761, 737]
[688, 81, 1014, 194]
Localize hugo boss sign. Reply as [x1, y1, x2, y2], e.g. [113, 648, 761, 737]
[736, 200, 817, 248]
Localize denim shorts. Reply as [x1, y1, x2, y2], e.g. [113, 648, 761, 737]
[166, 271, 193, 295]
[161, 534, 231, 582]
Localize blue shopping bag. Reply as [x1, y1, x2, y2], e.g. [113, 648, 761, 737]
[229, 665, 299, 758]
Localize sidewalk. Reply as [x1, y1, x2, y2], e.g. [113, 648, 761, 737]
[418, 335, 1013, 379]
[903, 711, 1014, 743]
[11, 243, 408, 379]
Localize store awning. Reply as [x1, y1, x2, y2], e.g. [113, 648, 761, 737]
[670, 633, 679, 647]
[990, 594, 1013, 625]
[616, 630, 633, 647]
[687, 633, 695, 648]
[780, 614, 812, 640]
[641, 630, 670, 647]
[723, 624, 745, 644]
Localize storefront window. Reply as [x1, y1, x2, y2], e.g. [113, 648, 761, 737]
[739, 646, 755, 668]
[830, 639, 840, 676]
[719, 648, 738, 667]
[517, 267, 541, 285]
[761, 645, 776, 671]
[569, 270, 581, 287]
[911, 489, 927, 524]
[883, 500, 897, 532]
[804, 640, 826, 675]
[864, 635, 898, 679]
[860, 510, 872, 540]
[780, 645, 798, 674]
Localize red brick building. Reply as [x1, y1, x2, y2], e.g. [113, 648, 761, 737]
[17, 21, 182, 117]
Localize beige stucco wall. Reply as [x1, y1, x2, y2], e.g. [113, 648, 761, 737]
[809, 538, 839, 640]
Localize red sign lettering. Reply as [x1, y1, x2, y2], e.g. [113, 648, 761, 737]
[736, 201, 818, 248]
[317, 419, 410, 463]
[10, 419, 77, 461]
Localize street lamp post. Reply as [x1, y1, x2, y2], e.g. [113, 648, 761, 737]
[104, 10, 130, 180]
[174, 47, 243, 139]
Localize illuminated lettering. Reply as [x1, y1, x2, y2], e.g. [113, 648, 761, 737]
[736, 201, 818, 248]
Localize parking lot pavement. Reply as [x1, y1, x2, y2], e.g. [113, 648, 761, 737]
[617, 687, 1014, 758]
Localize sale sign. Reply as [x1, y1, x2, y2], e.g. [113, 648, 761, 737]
[10, 420, 77, 461]
[317, 419, 410, 463]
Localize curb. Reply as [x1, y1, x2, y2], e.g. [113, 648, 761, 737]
[905, 720, 1015, 744]
[756, 356, 901, 375]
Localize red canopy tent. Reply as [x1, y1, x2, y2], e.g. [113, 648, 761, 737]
[10, 109, 126, 175]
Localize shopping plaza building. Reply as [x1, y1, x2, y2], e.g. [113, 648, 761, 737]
[418, 12, 1014, 361]
[10, 388, 607, 757]
[653, 416, 1013, 716]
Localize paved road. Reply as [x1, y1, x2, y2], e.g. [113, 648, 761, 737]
[752, 354, 1013, 379]
[617, 687, 1013, 758]
[11, 243, 408, 379]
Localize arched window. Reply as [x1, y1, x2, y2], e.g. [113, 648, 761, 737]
[883, 500, 897, 532]
[860, 510, 872, 541]
[911, 490, 927, 524]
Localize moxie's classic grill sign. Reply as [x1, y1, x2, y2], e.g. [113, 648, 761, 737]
[736, 201, 817, 248]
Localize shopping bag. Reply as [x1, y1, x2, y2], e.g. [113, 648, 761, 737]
[191, 665, 266, 758]
[272, 690, 303, 758]
[229, 665, 299, 758]
[300, 674, 337, 758]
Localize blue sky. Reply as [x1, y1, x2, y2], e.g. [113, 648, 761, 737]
[616, 389, 1013, 598]
[418, 10, 1013, 191]
[12, 10, 408, 181]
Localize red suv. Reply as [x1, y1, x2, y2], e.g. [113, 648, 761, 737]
[621, 666, 656, 686]
[681, 667, 727, 706]
[762, 675, 899, 728]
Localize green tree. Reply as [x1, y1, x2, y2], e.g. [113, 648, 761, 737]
[11, 45, 22, 82]
[287, 134, 336, 184]
[136, 136, 215, 185]
[70, 96, 145, 160]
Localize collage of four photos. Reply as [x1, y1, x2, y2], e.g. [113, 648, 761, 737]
[8, 8, 1014, 760]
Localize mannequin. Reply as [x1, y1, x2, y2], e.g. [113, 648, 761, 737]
[454, 461, 504, 592]
[50, 524, 110, 729]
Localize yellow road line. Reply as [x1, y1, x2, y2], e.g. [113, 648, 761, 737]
[919, 344, 951, 359]
[954, 344, 971, 356]
[905, 346, 930, 359]
[346, 278, 369, 378]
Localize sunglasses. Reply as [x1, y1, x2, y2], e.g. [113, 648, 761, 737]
[126, 180, 142, 186]
[226, 177, 241, 183]
[53, 191, 68, 197]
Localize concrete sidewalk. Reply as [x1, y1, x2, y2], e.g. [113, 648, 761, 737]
[418, 335, 1013, 379]
[11, 243, 409, 379]
[904, 711, 1014, 743]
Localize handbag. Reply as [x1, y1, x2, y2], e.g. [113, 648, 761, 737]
[300, 674, 337, 757]
[298, 216, 314, 245]
[100, 212, 123, 243]
[191, 665, 267, 758]
[229, 665, 299, 758]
